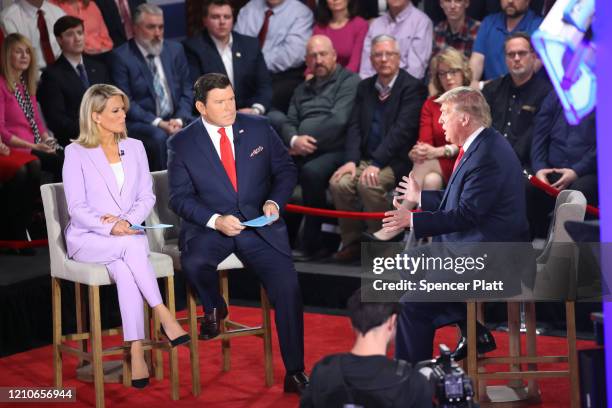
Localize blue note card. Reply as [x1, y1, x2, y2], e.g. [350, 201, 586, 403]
[241, 214, 278, 227]
[129, 223, 173, 230]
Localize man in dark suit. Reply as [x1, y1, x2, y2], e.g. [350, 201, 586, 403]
[111, 3, 195, 170]
[167, 73, 308, 394]
[38, 16, 111, 147]
[183, 0, 272, 115]
[382, 86, 529, 363]
[94, 0, 145, 47]
[329, 34, 426, 262]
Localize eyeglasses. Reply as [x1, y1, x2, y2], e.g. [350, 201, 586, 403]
[505, 50, 531, 59]
[437, 68, 462, 78]
[371, 51, 399, 60]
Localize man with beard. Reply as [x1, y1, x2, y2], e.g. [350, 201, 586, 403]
[469, 0, 542, 85]
[111, 3, 194, 170]
[269, 35, 360, 261]
[482, 32, 551, 168]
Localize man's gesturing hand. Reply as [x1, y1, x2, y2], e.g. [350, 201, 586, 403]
[215, 215, 245, 236]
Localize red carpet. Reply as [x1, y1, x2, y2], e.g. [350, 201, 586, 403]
[0, 306, 595, 407]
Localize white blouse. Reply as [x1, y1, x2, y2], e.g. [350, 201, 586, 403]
[110, 162, 124, 191]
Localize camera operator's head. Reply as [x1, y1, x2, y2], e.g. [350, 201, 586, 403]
[347, 289, 401, 351]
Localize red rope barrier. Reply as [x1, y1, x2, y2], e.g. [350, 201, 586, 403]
[285, 204, 387, 220]
[0, 239, 48, 250]
[527, 173, 600, 217]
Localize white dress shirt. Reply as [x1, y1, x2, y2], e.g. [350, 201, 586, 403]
[0, 0, 65, 70]
[211, 33, 234, 86]
[135, 41, 175, 126]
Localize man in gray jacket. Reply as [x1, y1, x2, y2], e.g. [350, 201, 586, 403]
[269, 35, 360, 261]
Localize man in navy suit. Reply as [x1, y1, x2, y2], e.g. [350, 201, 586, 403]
[382, 86, 529, 363]
[167, 73, 308, 394]
[111, 3, 195, 171]
[38, 16, 111, 147]
[183, 0, 272, 115]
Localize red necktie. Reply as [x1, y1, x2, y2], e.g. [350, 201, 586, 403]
[218, 127, 237, 191]
[37, 9, 55, 65]
[116, 0, 134, 40]
[258, 9, 274, 48]
[452, 147, 465, 173]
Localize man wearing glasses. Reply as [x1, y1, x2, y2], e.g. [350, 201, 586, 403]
[329, 35, 426, 262]
[482, 32, 551, 169]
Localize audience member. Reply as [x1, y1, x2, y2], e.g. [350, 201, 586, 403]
[0, 140, 41, 245]
[300, 289, 432, 407]
[528, 91, 597, 238]
[38, 16, 111, 146]
[359, 0, 432, 80]
[433, 0, 480, 58]
[422, 0, 545, 24]
[0, 33, 63, 180]
[111, 3, 195, 171]
[0, 0, 66, 71]
[269, 35, 360, 261]
[483, 32, 551, 168]
[62, 84, 190, 388]
[50, 0, 113, 54]
[183, 0, 272, 115]
[312, 0, 368, 73]
[329, 35, 425, 261]
[94, 0, 144, 47]
[369, 47, 469, 243]
[470, 0, 542, 84]
[234, 0, 313, 113]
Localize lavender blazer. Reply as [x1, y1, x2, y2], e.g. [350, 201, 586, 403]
[62, 137, 155, 258]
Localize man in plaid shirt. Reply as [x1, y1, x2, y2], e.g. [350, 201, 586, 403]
[432, 0, 480, 58]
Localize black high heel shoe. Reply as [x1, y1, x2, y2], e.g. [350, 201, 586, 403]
[131, 377, 149, 389]
[160, 326, 191, 348]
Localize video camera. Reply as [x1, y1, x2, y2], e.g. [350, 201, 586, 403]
[416, 344, 477, 408]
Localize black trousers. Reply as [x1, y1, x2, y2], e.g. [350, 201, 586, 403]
[180, 229, 305, 374]
[0, 159, 41, 240]
[526, 173, 598, 238]
[295, 151, 345, 252]
[31, 149, 63, 182]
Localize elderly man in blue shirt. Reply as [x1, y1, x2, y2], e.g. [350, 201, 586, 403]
[234, 0, 313, 112]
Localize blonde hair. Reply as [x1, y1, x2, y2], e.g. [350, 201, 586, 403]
[429, 47, 472, 96]
[0, 33, 38, 95]
[435, 86, 492, 128]
[76, 84, 129, 147]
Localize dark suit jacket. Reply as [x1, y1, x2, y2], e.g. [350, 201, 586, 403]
[94, 0, 145, 47]
[111, 39, 195, 126]
[345, 69, 426, 184]
[167, 114, 297, 256]
[413, 127, 529, 243]
[38, 54, 111, 146]
[183, 30, 272, 112]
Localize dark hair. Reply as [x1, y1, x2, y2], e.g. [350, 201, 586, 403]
[53, 15, 84, 37]
[315, 0, 359, 26]
[504, 32, 533, 52]
[202, 0, 234, 17]
[194, 73, 232, 103]
[347, 289, 401, 336]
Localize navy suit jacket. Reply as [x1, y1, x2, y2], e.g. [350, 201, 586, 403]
[183, 30, 272, 112]
[413, 127, 529, 243]
[38, 54, 111, 146]
[111, 39, 194, 125]
[94, 0, 145, 47]
[167, 114, 297, 256]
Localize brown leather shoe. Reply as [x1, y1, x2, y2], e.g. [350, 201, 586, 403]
[283, 371, 309, 395]
[332, 242, 361, 263]
[199, 301, 228, 340]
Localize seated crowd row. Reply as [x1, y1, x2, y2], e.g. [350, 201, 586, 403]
[0, 0, 597, 260]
